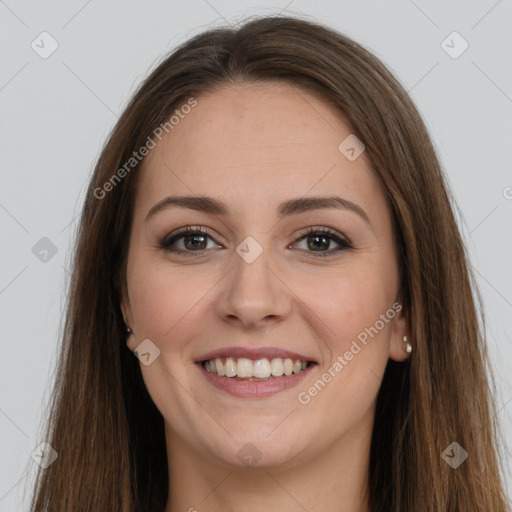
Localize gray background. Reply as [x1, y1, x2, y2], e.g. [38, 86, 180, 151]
[1, 0, 511, 509]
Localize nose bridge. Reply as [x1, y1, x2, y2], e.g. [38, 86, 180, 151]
[217, 234, 290, 326]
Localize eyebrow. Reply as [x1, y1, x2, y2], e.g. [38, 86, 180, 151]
[145, 194, 371, 226]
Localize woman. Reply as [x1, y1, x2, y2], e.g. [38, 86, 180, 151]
[27, 14, 510, 512]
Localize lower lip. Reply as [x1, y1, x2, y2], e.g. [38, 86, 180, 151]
[197, 362, 315, 398]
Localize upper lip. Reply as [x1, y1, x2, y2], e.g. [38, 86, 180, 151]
[194, 346, 317, 363]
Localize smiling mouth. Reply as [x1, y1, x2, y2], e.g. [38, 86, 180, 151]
[200, 356, 315, 381]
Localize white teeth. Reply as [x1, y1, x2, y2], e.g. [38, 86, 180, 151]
[253, 358, 271, 378]
[270, 358, 284, 376]
[236, 358, 253, 378]
[215, 358, 225, 376]
[202, 356, 311, 379]
[225, 357, 237, 377]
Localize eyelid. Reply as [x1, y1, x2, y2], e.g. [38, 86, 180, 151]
[158, 226, 222, 251]
[290, 226, 353, 258]
[159, 225, 353, 257]
[295, 225, 353, 246]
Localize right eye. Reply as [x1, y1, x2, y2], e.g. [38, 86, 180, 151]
[159, 226, 222, 255]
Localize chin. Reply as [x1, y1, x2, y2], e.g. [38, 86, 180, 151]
[200, 429, 311, 470]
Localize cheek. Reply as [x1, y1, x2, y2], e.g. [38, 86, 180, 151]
[302, 266, 396, 388]
[127, 255, 211, 344]
[294, 262, 394, 398]
[295, 262, 394, 354]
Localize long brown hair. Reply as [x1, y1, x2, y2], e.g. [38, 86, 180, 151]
[26, 14, 510, 512]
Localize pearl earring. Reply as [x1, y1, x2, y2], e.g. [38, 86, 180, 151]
[403, 335, 412, 355]
[126, 326, 132, 334]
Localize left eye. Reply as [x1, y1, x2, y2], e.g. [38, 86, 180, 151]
[292, 228, 352, 256]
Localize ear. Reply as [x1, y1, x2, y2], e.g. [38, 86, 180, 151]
[388, 302, 410, 363]
[120, 278, 138, 352]
[120, 276, 132, 327]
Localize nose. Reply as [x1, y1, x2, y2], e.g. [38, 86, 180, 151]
[215, 244, 292, 330]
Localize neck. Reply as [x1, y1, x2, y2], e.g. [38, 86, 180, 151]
[163, 417, 372, 512]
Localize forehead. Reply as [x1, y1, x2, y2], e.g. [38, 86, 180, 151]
[135, 81, 384, 221]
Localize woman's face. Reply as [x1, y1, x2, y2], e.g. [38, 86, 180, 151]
[121, 81, 408, 469]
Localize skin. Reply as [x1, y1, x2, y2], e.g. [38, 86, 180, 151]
[121, 80, 409, 512]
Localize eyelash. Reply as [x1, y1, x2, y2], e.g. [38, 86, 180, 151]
[158, 225, 353, 258]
